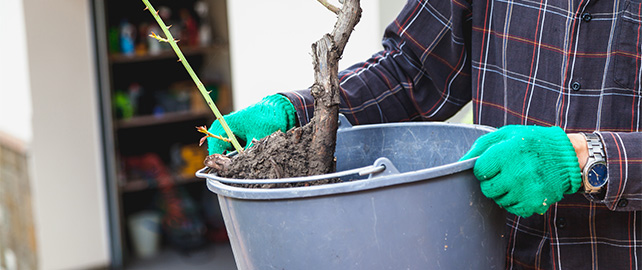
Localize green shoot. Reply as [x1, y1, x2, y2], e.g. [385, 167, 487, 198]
[142, 0, 244, 153]
[196, 126, 231, 147]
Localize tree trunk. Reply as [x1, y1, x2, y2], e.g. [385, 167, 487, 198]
[308, 0, 362, 175]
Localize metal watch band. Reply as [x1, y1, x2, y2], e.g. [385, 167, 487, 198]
[580, 132, 607, 196]
[583, 132, 605, 161]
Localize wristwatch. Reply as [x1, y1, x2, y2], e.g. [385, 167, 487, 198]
[580, 132, 608, 194]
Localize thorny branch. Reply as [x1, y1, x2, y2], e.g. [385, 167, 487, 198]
[142, 0, 244, 153]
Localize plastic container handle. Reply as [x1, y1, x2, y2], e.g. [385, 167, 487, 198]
[195, 158, 399, 185]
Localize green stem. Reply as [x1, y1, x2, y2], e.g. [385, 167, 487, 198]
[142, 0, 243, 153]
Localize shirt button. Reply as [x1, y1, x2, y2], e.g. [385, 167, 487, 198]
[571, 81, 581, 91]
[556, 217, 567, 228]
[618, 199, 629, 207]
[582, 12, 592, 22]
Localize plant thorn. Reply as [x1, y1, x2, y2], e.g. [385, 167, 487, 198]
[167, 24, 173, 29]
[149, 31, 170, 43]
[143, 6, 149, 11]
[196, 126, 231, 146]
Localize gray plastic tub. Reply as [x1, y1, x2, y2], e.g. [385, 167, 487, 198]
[196, 120, 506, 269]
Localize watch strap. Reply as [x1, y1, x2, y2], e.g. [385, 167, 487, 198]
[583, 132, 605, 161]
[580, 132, 607, 195]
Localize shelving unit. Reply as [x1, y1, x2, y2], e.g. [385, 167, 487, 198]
[108, 44, 227, 64]
[115, 111, 213, 129]
[92, 0, 234, 267]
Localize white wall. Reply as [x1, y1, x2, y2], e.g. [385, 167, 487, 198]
[379, 0, 406, 39]
[227, 0, 475, 123]
[0, 0, 32, 142]
[0, 1, 406, 269]
[20, 0, 110, 269]
[227, 0, 406, 109]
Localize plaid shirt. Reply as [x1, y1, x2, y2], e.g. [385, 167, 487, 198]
[282, 0, 642, 268]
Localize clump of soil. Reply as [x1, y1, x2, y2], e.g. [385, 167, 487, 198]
[204, 123, 340, 188]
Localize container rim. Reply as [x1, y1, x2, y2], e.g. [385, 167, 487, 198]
[204, 158, 477, 200]
[198, 122, 494, 200]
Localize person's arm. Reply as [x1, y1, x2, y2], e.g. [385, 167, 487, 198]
[459, 128, 641, 217]
[569, 132, 642, 211]
[282, 0, 474, 126]
[568, 133, 589, 171]
[593, 132, 642, 211]
[206, 0, 474, 154]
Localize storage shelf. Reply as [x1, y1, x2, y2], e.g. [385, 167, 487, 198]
[109, 43, 227, 64]
[116, 110, 212, 129]
[120, 176, 203, 193]
[96, 0, 234, 266]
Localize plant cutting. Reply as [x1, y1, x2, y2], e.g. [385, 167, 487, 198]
[143, 0, 362, 182]
[142, 0, 243, 154]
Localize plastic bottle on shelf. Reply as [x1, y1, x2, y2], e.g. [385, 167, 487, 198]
[119, 20, 136, 56]
[113, 90, 133, 119]
[194, 1, 212, 47]
[136, 22, 149, 55]
[128, 83, 143, 116]
[108, 26, 120, 54]
[179, 8, 199, 46]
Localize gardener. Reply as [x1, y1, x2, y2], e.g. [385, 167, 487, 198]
[207, 0, 642, 268]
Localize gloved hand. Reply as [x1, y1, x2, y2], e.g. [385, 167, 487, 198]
[460, 125, 582, 217]
[207, 94, 297, 155]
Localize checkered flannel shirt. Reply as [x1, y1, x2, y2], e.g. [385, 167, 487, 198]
[281, 0, 642, 268]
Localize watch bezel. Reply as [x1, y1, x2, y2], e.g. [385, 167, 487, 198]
[582, 160, 608, 193]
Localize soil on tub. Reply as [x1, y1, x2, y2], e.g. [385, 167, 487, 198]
[203, 124, 341, 189]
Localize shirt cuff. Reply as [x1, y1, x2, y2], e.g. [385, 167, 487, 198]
[594, 131, 642, 211]
[280, 89, 316, 127]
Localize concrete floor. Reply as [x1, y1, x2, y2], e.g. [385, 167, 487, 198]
[126, 242, 237, 270]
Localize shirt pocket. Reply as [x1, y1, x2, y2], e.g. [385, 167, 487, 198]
[614, 0, 642, 90]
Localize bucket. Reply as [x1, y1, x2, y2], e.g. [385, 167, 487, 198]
[196, 119, 506, 269]
[127, 211, 161, 259]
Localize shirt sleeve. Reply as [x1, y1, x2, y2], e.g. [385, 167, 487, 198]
[281, 0, 474, 126]
[595, 132, 642, 211]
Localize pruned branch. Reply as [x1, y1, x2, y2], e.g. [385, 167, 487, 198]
[307, 0, 361, 175]
[329, 0, 360, 56]
[317, 0, 340, 14]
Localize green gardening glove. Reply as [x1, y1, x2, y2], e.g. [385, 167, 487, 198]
[459, 125, 582, 217]
[207, 94, 297, 155]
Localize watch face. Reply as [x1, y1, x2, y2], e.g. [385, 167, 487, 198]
[587, 163, 608, 187]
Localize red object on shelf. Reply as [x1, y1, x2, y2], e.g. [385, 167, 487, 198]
[122, 153, 206, 251]
[180, 8, 199, 46]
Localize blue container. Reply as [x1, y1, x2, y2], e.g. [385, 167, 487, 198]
[196, 120, 506, 269]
